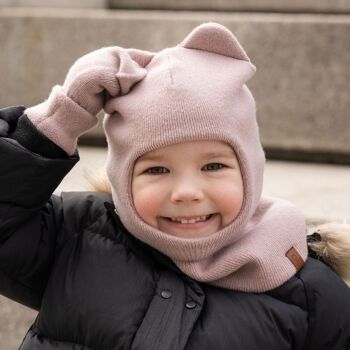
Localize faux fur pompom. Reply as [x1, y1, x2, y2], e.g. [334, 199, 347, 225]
[307, 222, 350, 287]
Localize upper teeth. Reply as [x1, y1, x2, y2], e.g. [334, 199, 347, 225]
[170, 215, 210, 224]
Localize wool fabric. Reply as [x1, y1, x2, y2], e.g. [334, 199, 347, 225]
[24, 47, 151, 155]
[103, 22, 308, 292]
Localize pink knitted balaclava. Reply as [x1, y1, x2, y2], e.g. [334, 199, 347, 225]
[103, 22, 308, 292]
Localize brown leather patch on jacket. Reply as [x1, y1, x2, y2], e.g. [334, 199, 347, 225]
[286, 247, 304, 271]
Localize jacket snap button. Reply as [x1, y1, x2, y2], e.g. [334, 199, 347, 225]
[185, 301, 197, 309]
[161, 290, 172, 299]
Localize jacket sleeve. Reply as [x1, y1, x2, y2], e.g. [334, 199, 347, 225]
[0, 106, 79, 310]
[299, 258, 350, 350]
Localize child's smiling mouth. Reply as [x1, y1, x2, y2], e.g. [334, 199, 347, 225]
[168, 214, 212, 224]
[160, 213, 218, 230]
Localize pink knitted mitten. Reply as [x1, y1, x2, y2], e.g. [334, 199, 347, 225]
[25, 47, 147, 155]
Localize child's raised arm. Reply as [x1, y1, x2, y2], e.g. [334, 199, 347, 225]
[0, 47, 151, 310]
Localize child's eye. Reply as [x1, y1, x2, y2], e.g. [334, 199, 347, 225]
[145, 166, 169, 174]
[202, 163, 225, 171]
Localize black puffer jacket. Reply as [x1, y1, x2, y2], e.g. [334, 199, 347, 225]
[1, 106, 350, 350]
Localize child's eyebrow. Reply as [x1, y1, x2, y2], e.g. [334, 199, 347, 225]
[137, 150, 235, 163]
[202, 151, 235, 159]
[137, 154, 166, 162]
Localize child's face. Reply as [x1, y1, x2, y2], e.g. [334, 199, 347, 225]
[132, 140, 243, 238]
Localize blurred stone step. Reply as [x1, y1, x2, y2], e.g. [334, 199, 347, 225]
[0, 295, 36, 350]
[1, 0, 349, 13]
[0, 8, 349, 162]
[109, 0, 350, 14]
[0, 0, 106, 8]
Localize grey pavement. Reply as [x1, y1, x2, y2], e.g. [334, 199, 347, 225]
[1, 146, 350, 349]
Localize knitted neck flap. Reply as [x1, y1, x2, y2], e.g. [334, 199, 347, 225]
[103, 22, 308, 292]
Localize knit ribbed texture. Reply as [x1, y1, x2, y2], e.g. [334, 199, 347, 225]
[25, 86, 97, 155]
[103, 22, 308, 292]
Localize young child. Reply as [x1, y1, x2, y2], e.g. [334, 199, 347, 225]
[1, 22, 350, 350]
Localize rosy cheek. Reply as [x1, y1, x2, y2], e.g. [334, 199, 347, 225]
[132, 186, 162, 227]
[216, 186, 244, 224]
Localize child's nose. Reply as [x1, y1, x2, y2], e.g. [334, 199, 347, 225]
[170, 181, 205, 203]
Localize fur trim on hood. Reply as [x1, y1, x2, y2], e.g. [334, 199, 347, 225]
[308, 222, 350, 287]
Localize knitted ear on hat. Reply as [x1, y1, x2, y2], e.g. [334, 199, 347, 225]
[179, 22, 252, 63]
